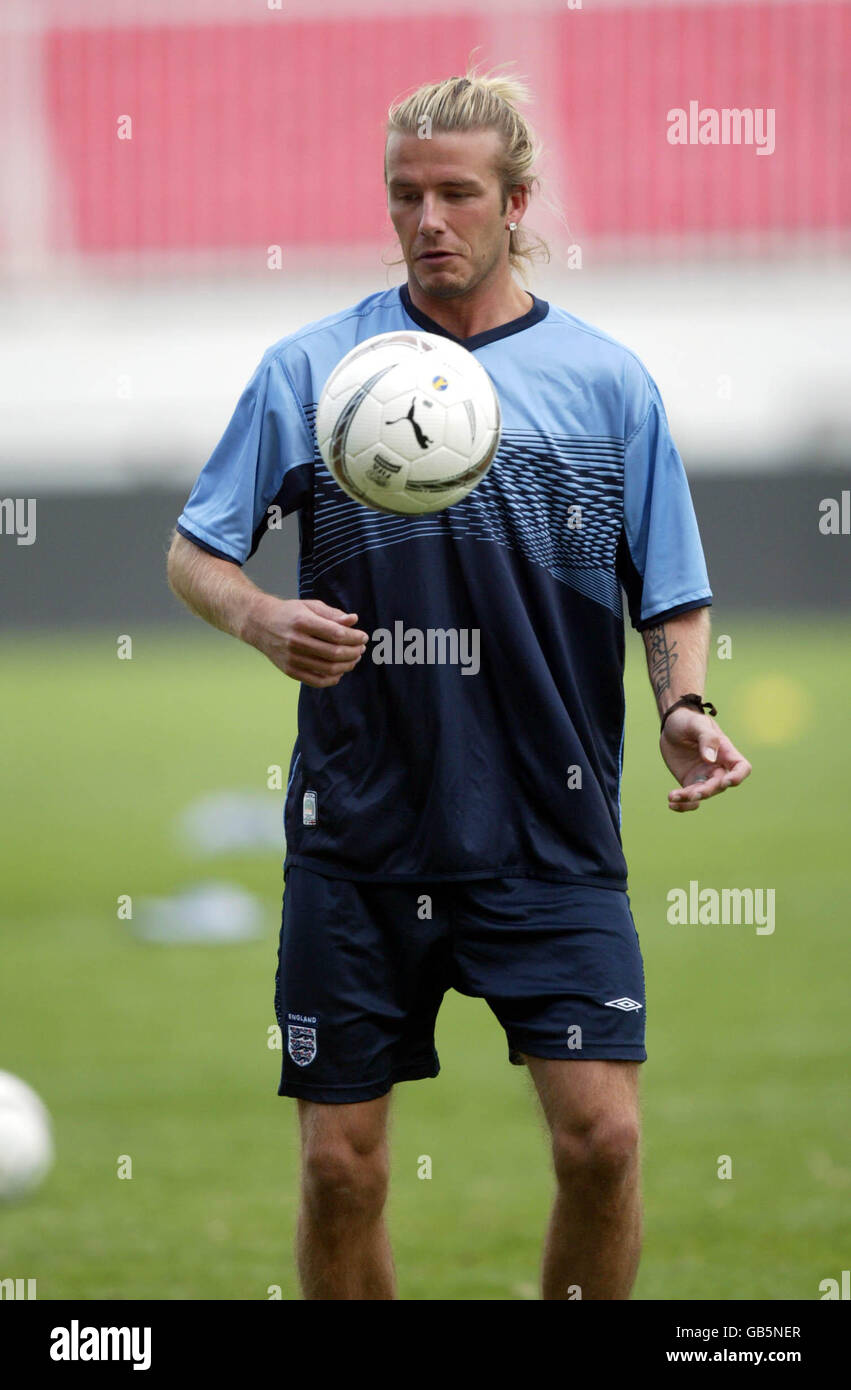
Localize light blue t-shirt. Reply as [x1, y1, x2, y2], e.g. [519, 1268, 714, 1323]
[178, 284, 712, 886]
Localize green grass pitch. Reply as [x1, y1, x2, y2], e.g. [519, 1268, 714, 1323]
[0, 614, 848, 1300]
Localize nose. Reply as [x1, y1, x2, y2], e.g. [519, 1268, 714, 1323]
[418, 195, 446, 235]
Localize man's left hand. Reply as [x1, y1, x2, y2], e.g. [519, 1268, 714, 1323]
[660, 708, 752, 813]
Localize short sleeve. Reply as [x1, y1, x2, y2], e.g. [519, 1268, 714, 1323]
[618, 385, 713, 631]
[176, 351, 314, 565]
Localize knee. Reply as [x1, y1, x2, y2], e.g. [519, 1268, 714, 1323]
[302, 1143, 389, 1222]
[551, 1115, 640, 1190]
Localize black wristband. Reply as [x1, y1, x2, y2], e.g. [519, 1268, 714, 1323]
[660, 693, 718, 735]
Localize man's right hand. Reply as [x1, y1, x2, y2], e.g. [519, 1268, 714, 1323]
[242, 595, 369, 688]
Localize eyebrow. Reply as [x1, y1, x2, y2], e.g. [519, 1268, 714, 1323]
[388, 178, 483, 191]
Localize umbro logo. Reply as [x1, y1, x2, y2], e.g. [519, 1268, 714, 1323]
[604, 997, 643, 1012]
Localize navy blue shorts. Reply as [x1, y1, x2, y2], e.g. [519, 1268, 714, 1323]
[274, 867, 647, 1103]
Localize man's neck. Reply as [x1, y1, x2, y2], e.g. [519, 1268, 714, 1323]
[405, 276, 533, 342]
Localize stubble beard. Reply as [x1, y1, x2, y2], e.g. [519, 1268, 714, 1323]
[409, 234, 505, 302]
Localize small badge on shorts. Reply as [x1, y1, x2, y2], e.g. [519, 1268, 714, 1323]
[302, 790, 317, 826]
[287, 1022, 317, 1067]
[604, 997, 643, 1011]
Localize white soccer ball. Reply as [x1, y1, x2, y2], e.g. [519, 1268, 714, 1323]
[316, 330, 501, 514]
[0, 1071, 54, 1203]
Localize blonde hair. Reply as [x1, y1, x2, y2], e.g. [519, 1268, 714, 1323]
[384, 58, 551, 283]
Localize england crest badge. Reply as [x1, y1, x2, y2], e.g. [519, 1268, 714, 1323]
[287, 1023, 317, 1067]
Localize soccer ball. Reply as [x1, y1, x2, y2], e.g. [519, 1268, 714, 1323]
[316, 330, 501, 514]
[0, 1071, 54, 1203]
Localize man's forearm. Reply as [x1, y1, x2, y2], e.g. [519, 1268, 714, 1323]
[166, 531, 265, 643]
[167, 531, 368, 686]
[641, 608, 710, 718]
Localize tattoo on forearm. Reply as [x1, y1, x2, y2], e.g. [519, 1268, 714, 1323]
[646, 624, 679, 702]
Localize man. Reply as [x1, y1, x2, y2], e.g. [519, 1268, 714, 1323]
[167, 71, 751, 1300]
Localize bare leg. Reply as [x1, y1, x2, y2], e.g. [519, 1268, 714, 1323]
[295, 1092, 396, 1300]
[523, 1057, 642, 1300]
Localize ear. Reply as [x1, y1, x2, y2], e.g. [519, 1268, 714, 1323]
[506, 183, 530, 224]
